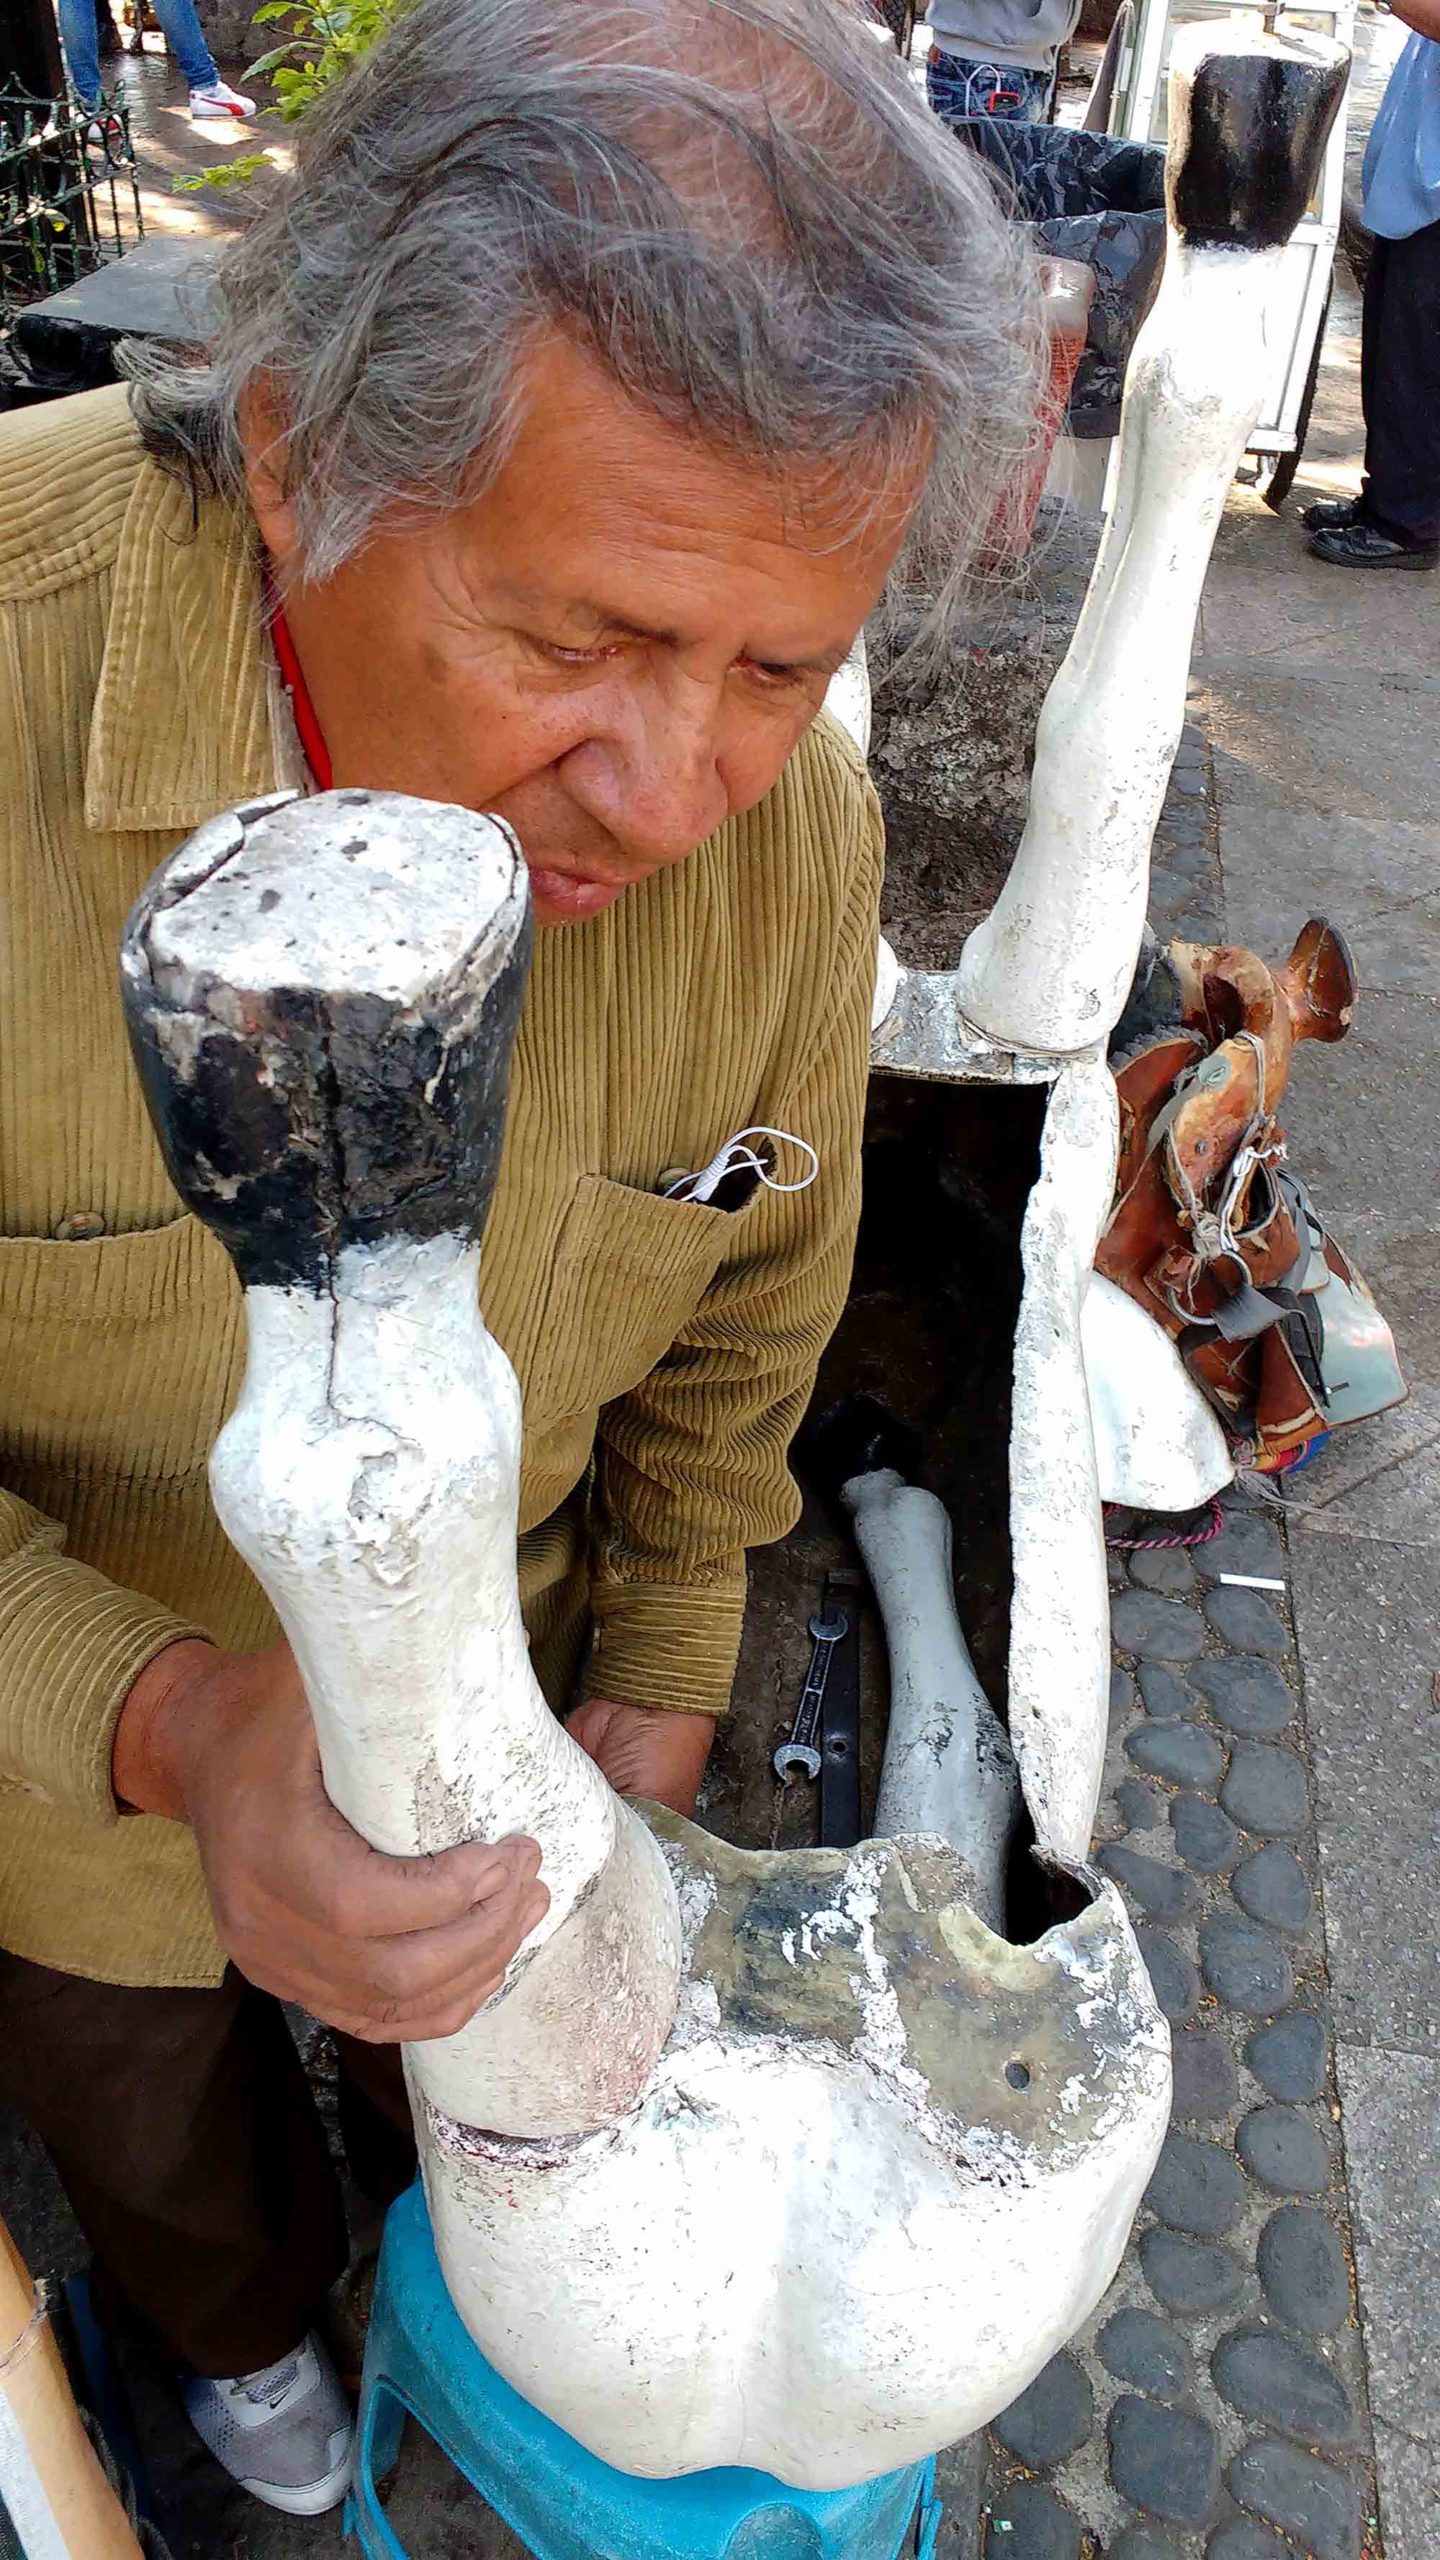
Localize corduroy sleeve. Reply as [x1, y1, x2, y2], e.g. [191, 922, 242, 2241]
[584, 748, 884, 1718]
[0, 1488, 203, 1823]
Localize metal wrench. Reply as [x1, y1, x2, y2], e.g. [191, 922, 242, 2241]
[773, 1608, 849, 1781]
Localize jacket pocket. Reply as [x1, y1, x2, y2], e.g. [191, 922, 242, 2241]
[522, 1174, 745, 1428]
[0, 1216, 242, 1488]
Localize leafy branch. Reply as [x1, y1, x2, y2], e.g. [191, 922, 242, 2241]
[171, 0, 406, 191]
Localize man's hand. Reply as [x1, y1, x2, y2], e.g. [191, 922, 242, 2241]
[566, 1697, 715, 1817]
[113, 1639, 548, 2042]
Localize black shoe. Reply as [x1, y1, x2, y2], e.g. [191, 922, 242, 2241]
[1308, 520, 1436, 571]
[1300, 495, 1361, 531]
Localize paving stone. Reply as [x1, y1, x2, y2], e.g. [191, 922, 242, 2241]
[1191, 1660, 1293, 1738]
[1141, 2230, 1249, 2317]
[1129, 1545, 1198, 1596]
[1096, 2309, 1196, 2407]
[1172, 1794, 1241, 1873]
[1226, 2442, 1361, 2560]
[1212, 2326, 1355, 2446]
[1237, 2106, 1330, 2196]
[1108, 2397, 1220, 2528]
[1256, 2205, 1350, 2334]
[1127, 1723, 1226, 1789]
[1112, 1592, 1207, 1662]
[1245, 2011, 1327, 2104]
[1200, 1511, 1285, 1582]
[1231, 1845, 1313, 1934]
[1098, 1843, 1199, 1923]
[1139, 1665, 1197, 1722]
[1145, 2132, 1245, 2238]
[1204, 1587, 1289, 1656]
[1205, 2524, 1293, 2560]
[1117, 1776, 1164, 1830]
[1330, 2045, 1439, 2445]
[1198, 1914, 1295, 2016]
[991, 2352, 1093, 2470]
[1170, 2028, 1239, 2123]
[984, 2479, 1083, 2560]
[1220, 1742, 1307, 1837]
[1109, 1546, 1128, 1589]
[1111, 1664, 1138, 1719]
[1136, 1927, 1200, 2024]
[1112, 2533, 1186, 2560]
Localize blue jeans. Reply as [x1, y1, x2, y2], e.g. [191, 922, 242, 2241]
[927, 45, 1051, 123]
[57, 0, 219, 105]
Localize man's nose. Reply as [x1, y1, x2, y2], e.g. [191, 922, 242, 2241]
[564, 676, 731, 875]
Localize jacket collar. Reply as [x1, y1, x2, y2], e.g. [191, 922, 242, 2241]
[85, 456, 297, 833]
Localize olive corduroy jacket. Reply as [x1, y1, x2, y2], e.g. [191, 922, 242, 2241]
[0, 385, 883, 1987]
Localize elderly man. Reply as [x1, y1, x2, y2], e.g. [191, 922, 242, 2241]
[0, 0, 1036, 2515]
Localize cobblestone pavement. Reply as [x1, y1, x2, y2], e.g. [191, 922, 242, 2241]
[978, 1502, 1381, 2560]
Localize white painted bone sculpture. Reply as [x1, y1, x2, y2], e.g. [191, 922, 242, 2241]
[119, 25, 1343, 2495]
[121, 789, 1168, 2485]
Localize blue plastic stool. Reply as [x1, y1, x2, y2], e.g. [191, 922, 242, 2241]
[345, 2182, 942, 2560]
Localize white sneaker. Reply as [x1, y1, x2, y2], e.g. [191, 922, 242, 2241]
[189, 79, 256, 121]
[182, 2333, 354, 2517]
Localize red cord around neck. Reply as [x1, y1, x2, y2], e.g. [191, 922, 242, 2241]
[267, 583, 333, 792]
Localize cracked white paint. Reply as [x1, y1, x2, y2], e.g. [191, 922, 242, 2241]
[1083, 1273, 1234, 1510]
[420, 1851, 1170, 2485]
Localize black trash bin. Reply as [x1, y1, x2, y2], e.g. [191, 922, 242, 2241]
[953, 123, 1167, 437]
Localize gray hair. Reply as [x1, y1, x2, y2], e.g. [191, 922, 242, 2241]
[125, 0, 1044, 623]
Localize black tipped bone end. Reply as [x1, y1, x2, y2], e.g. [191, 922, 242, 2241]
[796, 1396, 924, 1504]
[1171, 42, 1348, 252]
[120, 791, 531, 1292]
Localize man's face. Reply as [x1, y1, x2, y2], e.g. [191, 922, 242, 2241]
[255, 337, 919, 925]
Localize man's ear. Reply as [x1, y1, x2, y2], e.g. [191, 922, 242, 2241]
[239, 374, 300, 577]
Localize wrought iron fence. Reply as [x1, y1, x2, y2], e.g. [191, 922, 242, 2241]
[0, 79, 143, 336]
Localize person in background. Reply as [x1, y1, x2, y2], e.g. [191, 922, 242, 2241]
[56, 0, 254, 119]
[924, 0, 1079, 125]
[1306, 0, 1439, 571]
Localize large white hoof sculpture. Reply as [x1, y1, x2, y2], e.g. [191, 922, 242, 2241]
[121, 786, 1167, 2486]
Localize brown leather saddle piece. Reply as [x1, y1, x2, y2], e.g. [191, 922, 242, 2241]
[1098, 921, 1406, 1472]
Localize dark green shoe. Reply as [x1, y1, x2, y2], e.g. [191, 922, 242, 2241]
[1308, 520, 1436, 570]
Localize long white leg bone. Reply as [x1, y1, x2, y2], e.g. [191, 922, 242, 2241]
[120, 794, 681, 2139]
[860, 1471, 1019, 1919]
[804, 1402, 1020, 1928]
[956, 24, 1349, 1057]
[121, 787, 1169, 2487]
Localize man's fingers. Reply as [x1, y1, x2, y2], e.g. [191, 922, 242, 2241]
[233, 1878, 549, 2040]
[342, 1978, 510, 2046]
[349, 1884, 550, 2012]
[301, 1808, 545, 1942]
[565, 1696, 618, 1759]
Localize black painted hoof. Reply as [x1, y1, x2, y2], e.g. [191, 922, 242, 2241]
[120, 790, 532, 1289]
[1169, 27, 1349, 253]
[797, 1396, 925, 1502]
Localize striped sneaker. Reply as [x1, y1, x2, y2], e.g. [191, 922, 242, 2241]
[182, 2333, 353, 2516]
[189, 80, 255, 120]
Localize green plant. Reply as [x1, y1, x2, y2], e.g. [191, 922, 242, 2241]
[246, 0, 408, 121]
[172, 0, 407, 191]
